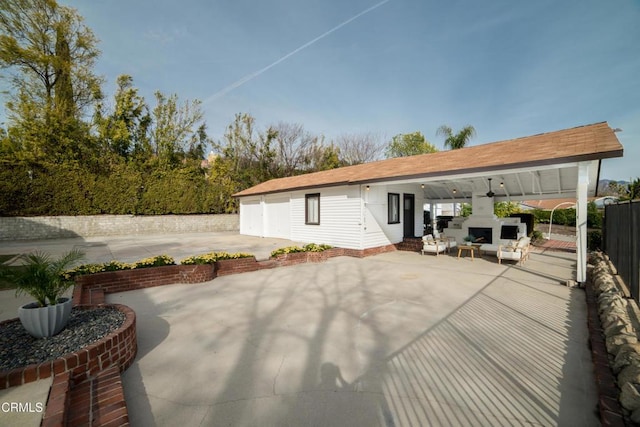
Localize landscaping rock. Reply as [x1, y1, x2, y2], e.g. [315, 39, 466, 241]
[605, 322, 635, 339]
[618, 364, 640, 388]
[601, 312, 631, 333]
[595, 277, 617, 295]
[607, 333, 639, 356]
[620, 382, 640, 411]
[632, 407, 640, 425]
[613, 345, 640, 375]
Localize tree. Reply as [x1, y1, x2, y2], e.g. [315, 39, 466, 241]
[629, 178, 640, 200]
[270, 122, 317, 176]
[95, 75, 151, 161]
[607, 178, 640, 201]
[0, 0, 103, 160]
[334, 132, 383, 165]
[150, 91, 210, 168]
[213, 113, 277, 188]
[494, 202, 520, 218]
[437, 125, 476, 150]
[385, 131, 437, 158]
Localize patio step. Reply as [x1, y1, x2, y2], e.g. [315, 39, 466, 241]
[396, 237, 422, 252]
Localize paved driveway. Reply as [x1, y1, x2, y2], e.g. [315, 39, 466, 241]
[108, 250, 598, 427]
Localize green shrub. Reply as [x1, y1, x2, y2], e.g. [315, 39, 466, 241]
[588, 230, 602, 251]
[271, 243, 333, 258]
[529, 229, 544, 243]
[302, 243, 333, 252]
[587, 202, 603, 228]
[180, 252, 253, 265]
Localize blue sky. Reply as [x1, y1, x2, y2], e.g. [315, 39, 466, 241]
[55, 1, 640, 180]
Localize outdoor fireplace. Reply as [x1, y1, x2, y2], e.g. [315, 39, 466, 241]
[468, 227, 493, 244]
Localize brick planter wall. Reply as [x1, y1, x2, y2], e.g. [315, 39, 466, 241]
[0, 304, 136, 390]
[73, 264, 215, 304]
[215, 257, 270, 276]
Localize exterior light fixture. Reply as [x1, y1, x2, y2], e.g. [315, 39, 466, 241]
[421, 184, 425, 189]
[500, 182, 504, 188]
[366, 185, 370, 191]
[452, 188, 457, 194]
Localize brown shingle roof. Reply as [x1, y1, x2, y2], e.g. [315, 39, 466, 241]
[234, 122, 623, 197]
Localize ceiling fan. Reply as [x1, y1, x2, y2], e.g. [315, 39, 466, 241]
[485, 178, 495, 198]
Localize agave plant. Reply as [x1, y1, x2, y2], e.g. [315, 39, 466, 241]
[0, 249, 85, 307]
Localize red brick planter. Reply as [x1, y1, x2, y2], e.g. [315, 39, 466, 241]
[0, 304, 136, 390]
[73, 264, 215, 305]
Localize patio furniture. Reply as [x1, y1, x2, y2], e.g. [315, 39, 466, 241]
[433, 230, 457, 253]
[421, 234, 448, 256]
[457, 244, 481, 261]
[497, 237, 531, 265]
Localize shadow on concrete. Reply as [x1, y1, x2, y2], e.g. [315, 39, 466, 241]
[117, 250, 597, 426]
[107, 292, 171, 427]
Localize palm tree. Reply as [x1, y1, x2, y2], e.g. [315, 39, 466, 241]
[436, 125, 476, 150]
[628, 178, 640, 200]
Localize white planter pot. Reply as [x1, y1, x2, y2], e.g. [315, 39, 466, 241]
[18, 297, 72, 338]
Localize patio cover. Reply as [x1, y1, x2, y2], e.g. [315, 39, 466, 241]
[235, 122, 624, 283]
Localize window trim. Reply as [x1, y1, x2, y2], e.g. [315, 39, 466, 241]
[388, 193, 400, 224]
[305, 193, 320, 225]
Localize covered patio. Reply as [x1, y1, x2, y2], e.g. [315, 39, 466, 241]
[237, 122, 623, 284]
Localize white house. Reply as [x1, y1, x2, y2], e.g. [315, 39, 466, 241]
[234, 122, 624, 283]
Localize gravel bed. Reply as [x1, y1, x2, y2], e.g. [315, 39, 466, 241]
[0, 307, 125, 372]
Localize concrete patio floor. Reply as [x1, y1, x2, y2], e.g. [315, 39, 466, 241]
[107, 249, 598, 426]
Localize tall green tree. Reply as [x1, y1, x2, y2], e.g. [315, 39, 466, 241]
[0, 0, 103, 160]
[150, 91, 210, 168]
[385, 131, 437, 158]
[95, 75, 151, 162]
[436, 124, 476, 150]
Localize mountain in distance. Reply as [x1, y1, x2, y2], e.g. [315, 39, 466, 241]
[598, 179, 629, 195]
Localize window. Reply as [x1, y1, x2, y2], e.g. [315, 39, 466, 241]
[388, 193, 400, 224]
[305, 193, 320, 225]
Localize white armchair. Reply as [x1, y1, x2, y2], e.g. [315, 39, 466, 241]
[434, 230, 457, 253]
[421, 234, 448, 256]
[497, 237, 531, 265]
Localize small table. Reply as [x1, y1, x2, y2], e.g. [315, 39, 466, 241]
[457, 244, 481, 261]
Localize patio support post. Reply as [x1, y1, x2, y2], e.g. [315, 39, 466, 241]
[430, 202, 437, 233]
[576, 163, 589, 283]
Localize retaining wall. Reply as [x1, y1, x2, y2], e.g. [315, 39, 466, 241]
[0, 304, 136, 390]
[0, 214, 239, 241]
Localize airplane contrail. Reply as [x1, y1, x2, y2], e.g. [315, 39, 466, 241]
[204, 0, 391, 104]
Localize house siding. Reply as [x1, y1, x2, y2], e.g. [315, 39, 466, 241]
[290, 186, 362, 249]
[239, 183, 424, 249]
[363, 183, 424, 248]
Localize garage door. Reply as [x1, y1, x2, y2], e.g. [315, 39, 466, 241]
[240, 199, 262, 236]
[264, 196, 290, 239]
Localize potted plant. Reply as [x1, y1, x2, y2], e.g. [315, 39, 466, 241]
[0, 249, 84, 338]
